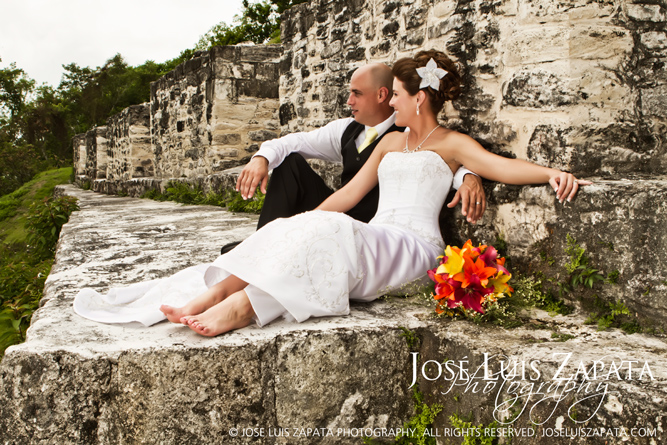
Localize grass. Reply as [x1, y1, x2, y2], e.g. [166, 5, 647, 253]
[0, 167, 75, 356]
[140, 180, 265, 214]
[0, 167, 73, 244]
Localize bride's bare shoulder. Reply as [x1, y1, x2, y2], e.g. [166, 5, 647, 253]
[382, 131, 405, 143]
[375, 131, 405, 153]
[439, 129, 483, 149]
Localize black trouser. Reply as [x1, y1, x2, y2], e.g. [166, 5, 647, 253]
[257, 153, 335, 229]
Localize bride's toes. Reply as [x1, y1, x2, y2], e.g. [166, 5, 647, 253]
[161, 305, 183, 323]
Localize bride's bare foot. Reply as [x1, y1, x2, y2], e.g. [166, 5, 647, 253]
[159, 275, 248, 323]
[182, 291, 254, 337]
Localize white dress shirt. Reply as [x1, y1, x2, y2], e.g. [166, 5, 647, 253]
[254, 113, 476, 189]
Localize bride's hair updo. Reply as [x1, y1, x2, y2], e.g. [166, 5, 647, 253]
[392, 50, 462, 115]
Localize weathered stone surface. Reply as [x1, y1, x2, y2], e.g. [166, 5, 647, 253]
[627, 3, 667, 22]
[58, 2, 667, 440]
[504, 70, 579, 109]
[450, 179, 667, 328]
[84, 127, 109, 181]
[72, 133, 87, 179]
[107, 104, 152, 181]
[151, 45, 282, 181]
[1, 188, 666, 444]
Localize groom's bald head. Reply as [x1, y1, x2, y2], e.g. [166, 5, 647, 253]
[347, 63, 395, 126]
[364, 63, 394, 92]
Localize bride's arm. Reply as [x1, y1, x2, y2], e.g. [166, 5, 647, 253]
[449, 133, 591, 202]
[316, 135, 395, 213]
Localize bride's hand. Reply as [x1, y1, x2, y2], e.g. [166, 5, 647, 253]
[549, 172, 592, 203]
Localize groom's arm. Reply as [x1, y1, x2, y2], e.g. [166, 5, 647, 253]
[237, 118, 353, 199]
[253, 118, 353, 170]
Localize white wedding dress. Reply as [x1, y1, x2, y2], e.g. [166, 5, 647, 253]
[73, 150, 453, 327]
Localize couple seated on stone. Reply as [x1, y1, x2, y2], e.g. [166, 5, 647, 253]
[74, 50, 588, 336]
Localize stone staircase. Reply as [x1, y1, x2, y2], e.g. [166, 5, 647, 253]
[0, 184, 665, 444]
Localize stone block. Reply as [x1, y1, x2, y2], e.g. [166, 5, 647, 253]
[504, 26, 570, 66]
[640, 30, 667, 52]
[627, 3, 667, 22]
[454, 179, 667, 327]
[231, 62, 254, 79]
[212, 133, 243, 146]
[248, 130, 278, 142]
[517, 0, 615, 24]
[236, 79, 279, 99]
[503, 70, 579, 109]
[570, 26, 633, 62]
[433, 1, 456, 18]
[2, 185, 666, 443]
[321, 40, 342, 59]
[640, 85, 667, 118]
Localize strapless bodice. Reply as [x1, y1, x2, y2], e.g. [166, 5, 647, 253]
[369, 150, 452, 248]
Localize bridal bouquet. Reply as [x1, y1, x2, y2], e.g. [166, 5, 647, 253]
[428, 240, 513, 316]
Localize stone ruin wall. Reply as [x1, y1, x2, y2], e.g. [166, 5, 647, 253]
[70, 0, 667, 326]
[73, 45, 282, 186]
[279, 0, 666, 178]
[278, 0, 667, 326]
[84, 127, 108, 180]
[72, 134, 87, 181]
[105, 104, 153, 181]
[150, 45, 282, 180]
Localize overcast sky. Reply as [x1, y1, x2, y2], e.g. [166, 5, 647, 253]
[0, 0, 244, 87]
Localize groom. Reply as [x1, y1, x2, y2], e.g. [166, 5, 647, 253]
[224, 63, 486, 253]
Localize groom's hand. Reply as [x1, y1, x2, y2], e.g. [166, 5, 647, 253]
[447, 173, 486, 224]
[236, 156, 269, 200]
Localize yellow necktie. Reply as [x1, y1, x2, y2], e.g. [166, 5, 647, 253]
[357, 127, 378, 153]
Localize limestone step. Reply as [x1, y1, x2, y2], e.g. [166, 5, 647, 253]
[444, 177, 667, 329]
[73, 172, 667, 328]
[0, 184, 665, 444]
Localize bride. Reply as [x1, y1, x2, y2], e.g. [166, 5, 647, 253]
[74, 50, 589, 336]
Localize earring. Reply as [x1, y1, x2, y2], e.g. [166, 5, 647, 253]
[416, 103, 420, 115]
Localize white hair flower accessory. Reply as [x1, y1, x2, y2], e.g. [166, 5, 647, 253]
[416, 58, 448, 90]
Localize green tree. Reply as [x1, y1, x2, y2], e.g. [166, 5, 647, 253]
[0, 59, 35, 124]
[196, 0, 309, 47]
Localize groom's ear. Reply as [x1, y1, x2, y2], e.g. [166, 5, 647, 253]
[377, 86, 390, 103]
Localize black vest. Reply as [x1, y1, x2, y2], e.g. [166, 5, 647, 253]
[339, 121, 404, 222]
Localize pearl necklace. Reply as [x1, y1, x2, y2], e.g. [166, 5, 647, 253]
[403, 125, 441, 153]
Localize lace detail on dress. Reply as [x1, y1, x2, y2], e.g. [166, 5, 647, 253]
[233, 211, 357, 313]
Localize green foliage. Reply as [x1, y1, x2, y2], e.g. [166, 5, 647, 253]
[141, 181, 264, 214]
[539, 250, 555, 265]
[224, 189, 265, 213]
[550, 332, 576, 342]
[195, 0, 310, 47]
[0, 254, 52, 354]
[0, 168, 73, 244]
[0, 60, 35, 122]
[479, 275, 573, 327]
[26, 195, 79, 260]
[0, 141, 49, 196]
[399, 327, 420, 351]
[607, 270, 620, 285]
[584, 298, 641, 333]
[394, 389, 443, 445]
[449, 413, 498, 445]
[0, 188, 28, 222]
[0, 168, 75, 356]
[559, 235, 605, 296]
[564, 234, 585, 274]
